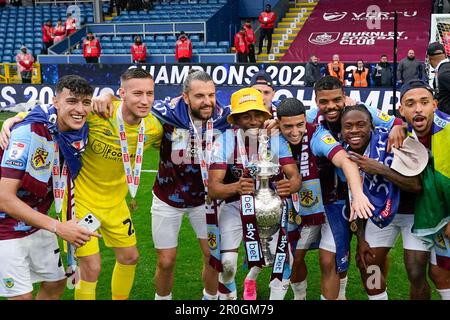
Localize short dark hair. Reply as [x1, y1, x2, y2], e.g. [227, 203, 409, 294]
[55, 75, 94, 98]
[314, 75, 343, 94]
[120, 67, 153, 85]
[381, 54, 387, 58]
[340, 103, 373, 124]
[277, 98, 306, 119]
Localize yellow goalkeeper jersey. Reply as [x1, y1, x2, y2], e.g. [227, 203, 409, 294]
[73, 101, 163, 209]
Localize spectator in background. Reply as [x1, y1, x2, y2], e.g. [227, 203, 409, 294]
[304, 54, 321, 86]
[372, 54, 393, 87]
[82, 32, 101, 63]
[175, 31, 192, 63]
[397, 49, 425, 85]
[42, 19, 54, 54]
[257, 3, 276, 55]
[234, 27, 248, 63]
[65, 13, 77, 36]
[244, 19, 256, 63]
[53, 19, 66, 43]
[327, 54, 344, 84]
[16, 45, 34, 84]
[427, 41, 450, 114]
[131, 35, 147, 64]
[351, 60, 369, 87]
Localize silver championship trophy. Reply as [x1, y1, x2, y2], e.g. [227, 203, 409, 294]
[252, 131, 282, 267]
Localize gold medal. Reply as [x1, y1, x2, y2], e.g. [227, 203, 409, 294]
[295, 214, 302, 226]
[205, 195, 212, 205]
[350, 221, 358, 233]
[129, 198, 138, 212]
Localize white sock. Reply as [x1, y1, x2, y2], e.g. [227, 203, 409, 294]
[320, 294, 328, 300]
[368, 291, 388, 300]
[269, 279, 290, 300]
[218, 252, 238, 300]
[338, 276, 348, 300]
[291, 279, 307, 300]
[155, 292, 172, 300]
[202, 288, 218, 300]
[437, 288, 450, 300]
[246, 266, 262, 280]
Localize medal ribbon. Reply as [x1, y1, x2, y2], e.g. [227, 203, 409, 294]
[189, 116, 222, 271]
[51, 142, 68, 215]
[116, 103, 145, 200]
[270, 198, 291, 284]
[236, 129, 265, 268]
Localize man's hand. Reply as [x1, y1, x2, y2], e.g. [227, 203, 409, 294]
[0, 115, 23, 150]
[387, 123, 406, 152]
[237, 177, 255, 195]
[91, 92, 116, 118]
[349, 192, 374, 221]
[263, 119, 279, 137]
[56, 219, 101, 248]
[275, 179, 291, 198]
[348, 151, 384, 175]
[356, 238, 375, 270]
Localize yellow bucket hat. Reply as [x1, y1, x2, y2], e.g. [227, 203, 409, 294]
[227, 87, 272, 125]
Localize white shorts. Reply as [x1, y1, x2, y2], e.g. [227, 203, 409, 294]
[365, 214, 430, 251]
[219, 201, 242, 251]
[151, 192, 207, 249]
[319, 216, 337, 253]
[0, 229, 65, 298]
[296, 225, 321, 250]
[219, 200, 279, 253]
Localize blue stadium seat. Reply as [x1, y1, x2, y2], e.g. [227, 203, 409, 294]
[190, 35, 200, 42]
[101, 36, 111, 42]
[206, 41, 217, 48]
[102, 42, 113, 48]
[104, 48, 115, 54]
[155, 35, 166, 42]
[2, 56, 12, 62]
[161, 49, 173, 54]
[151, 49, 162, 54]
[72, 48, 83, 54]
[166, 35, 177, 42]
[198, 48, 211, 54]
[218, 41, 229, 48]
[117, 48, 128, 54]
[123, 36, 133, 42]
[159, 42, 170, 49]
[148, 42, 158, 49]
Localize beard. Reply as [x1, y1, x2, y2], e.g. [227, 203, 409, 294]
[190, 104, 213, 121]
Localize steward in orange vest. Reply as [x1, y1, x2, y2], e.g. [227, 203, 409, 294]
[352, 60, 369, 87]
[327, 61, 345, 84]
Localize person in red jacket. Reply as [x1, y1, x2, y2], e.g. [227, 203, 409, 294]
[258, 4, 276, 55]
[82, 32, 101, 63]
[15, 46, 34, 84]
[65, 13, 77, 36]
[234, 27, 248, 63]
[42, 19, 54, 54]
[244, 19, 256, 63]
[175, 31, 192, 63]
[131, 35, 147, 64]
[53, 19, 66, 43]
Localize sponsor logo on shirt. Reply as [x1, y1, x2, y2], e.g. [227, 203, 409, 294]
[9, 141, 26, 160]
[321, 134, 337, 145]
[5, 160, 24, 167]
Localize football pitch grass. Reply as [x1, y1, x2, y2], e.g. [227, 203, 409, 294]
[0, 111, 441, 300]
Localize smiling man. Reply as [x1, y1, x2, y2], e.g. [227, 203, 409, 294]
[0, 75, 98, 300]
[398, 79, 450, 300]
